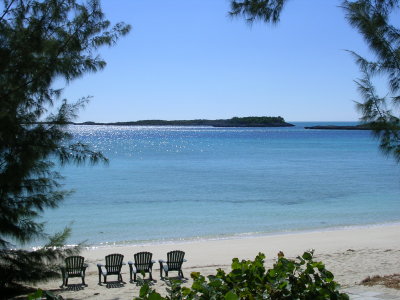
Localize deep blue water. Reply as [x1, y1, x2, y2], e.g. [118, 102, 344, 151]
[40, 122, 400, 247]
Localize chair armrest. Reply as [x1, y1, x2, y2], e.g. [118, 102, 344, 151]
[122, 262, 126, 265]
[128, 261, 134, 265]
[97, 263, 106, 276]
[159, 259, 166, 263]
[151, 260, 156, 263]
[183, 259, 187, 262]
[83, 263, 89, 268]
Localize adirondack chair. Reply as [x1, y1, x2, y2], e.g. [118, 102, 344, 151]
[128, 251, 155, 282]
[159, 250, 186, 278]
[97, 253, 126, 285]
[60, 256, 88, 287]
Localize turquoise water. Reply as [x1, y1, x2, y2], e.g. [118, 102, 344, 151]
[41, 122, 400, 247]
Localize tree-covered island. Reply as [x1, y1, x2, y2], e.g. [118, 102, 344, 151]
[75, 116, 294, 127]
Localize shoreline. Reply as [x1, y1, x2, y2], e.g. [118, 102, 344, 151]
[78, 220, 400, 250]
[38, 222, 400, 299]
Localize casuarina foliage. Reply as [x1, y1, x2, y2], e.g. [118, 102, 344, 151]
[0, 0, 130, 288]
[230, 0, 400, 162]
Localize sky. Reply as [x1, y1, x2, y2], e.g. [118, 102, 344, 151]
[61, 0, 375, 123]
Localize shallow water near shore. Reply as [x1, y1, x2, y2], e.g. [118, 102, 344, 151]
[39, 122, 400, 247]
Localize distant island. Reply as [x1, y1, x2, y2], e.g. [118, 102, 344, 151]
[304, 124, 371, 130]
[73, 116, 295, 127]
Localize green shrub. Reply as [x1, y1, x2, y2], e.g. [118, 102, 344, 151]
[135, 250, 349, 300]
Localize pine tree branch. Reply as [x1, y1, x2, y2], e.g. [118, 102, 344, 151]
[4, 4, 97, 100]
[0, 0, 16, 22]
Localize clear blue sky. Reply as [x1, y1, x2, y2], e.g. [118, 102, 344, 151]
[62, 0, 373, 122]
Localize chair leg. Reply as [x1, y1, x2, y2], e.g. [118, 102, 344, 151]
[104, 275, 107, 284]
[129, 264, 133, 283]
[149, 271, 153, 281]
[159, 262, 163, 278]
[65, 278, 68, 286]
[60, 269, 65, 288]
[134, 273, 137, 282]
[98, 266, 102, 285]
[82, 276, 86, 286]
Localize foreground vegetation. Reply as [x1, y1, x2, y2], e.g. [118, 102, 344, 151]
[135, 251, 349, 300]
[0, 0, 129, 290]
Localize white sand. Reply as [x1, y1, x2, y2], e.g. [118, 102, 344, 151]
[38, 224, 400, 299]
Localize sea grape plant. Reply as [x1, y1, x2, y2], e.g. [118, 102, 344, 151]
[135, 250, 349, 300]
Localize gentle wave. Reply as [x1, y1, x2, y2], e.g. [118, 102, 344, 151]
[75, 221, 400, 250]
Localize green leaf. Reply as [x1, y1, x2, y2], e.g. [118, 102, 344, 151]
[302, 252, 312, 260]
[225, 291, 239, 300]
[191, 271, 201, 280]
[181, 287, 192, 296]
[231, 258, 240, 269]
[139, 284, 150, 298]
[323, 270, 334, 282]
[148, 292, 164, 300]
[28, 289, 43, 300]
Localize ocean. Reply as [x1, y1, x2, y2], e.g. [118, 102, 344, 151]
[40, 122, 400, 247]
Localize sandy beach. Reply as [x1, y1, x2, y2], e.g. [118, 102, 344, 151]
[38, 224, 400, 299]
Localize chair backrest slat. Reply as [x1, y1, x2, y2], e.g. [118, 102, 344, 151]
[134, 251, 152, 271]
[65, 256, 84, 275]
[105, 254, 124, 274]
[167, 250, 185, 271]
